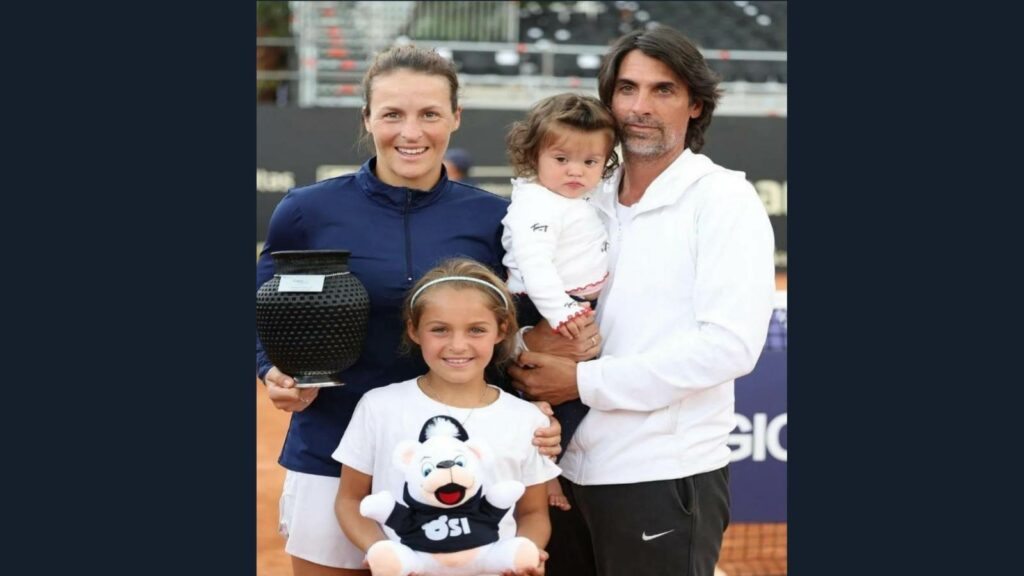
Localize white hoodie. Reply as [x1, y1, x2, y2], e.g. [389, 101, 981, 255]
[559, 149, 776, 485]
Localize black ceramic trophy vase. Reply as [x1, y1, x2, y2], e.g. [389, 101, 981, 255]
[256, 250, 370, 387]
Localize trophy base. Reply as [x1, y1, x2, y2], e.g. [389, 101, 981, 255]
[294, 375, 345, 388]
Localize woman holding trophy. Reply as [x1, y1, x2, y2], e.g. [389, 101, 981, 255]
[257, 45, 596, 576]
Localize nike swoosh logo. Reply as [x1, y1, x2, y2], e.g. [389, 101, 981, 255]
[641, 529, 674, 541]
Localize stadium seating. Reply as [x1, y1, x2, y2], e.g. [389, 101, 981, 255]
[513, 1, 787, 81]
[265, 1, 787, 107]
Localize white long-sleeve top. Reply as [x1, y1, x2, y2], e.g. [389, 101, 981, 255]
[559, 149, 776, 485]
[501, 178, 609, 330]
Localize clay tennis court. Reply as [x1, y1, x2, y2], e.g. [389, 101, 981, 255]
[257, 377, 293, 576]
[256, 275, 787, 576]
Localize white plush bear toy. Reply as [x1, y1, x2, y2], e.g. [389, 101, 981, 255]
[359, 415, 539, 576]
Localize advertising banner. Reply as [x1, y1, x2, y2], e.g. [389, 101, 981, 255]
[729, 306, 788, 522]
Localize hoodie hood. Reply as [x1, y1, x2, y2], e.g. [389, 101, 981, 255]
[589, 149, 739, 220]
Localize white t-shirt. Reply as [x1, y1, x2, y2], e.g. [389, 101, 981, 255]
[333, 378, 561, 541]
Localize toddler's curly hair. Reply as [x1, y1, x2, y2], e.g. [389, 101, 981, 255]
[506, 93, 620, 180]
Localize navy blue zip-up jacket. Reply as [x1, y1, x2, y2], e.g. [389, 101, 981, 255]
[257, 158, 509, 476]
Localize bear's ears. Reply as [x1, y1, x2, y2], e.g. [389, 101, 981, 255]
[419, 415, 469, 443]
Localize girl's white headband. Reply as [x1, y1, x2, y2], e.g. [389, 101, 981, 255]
[409, 276, 510, 309]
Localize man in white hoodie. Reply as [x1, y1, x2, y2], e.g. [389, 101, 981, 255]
[509, 25, 776, 576]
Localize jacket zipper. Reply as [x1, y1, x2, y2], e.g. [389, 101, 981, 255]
[404, 190, 413, 283]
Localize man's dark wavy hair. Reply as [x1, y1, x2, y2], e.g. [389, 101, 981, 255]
[598, 26, 722, 153]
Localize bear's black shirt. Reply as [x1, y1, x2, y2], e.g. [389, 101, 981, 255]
[385, 485, 510, 553]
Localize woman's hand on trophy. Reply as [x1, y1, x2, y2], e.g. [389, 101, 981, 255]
[264, 366, 318, 412]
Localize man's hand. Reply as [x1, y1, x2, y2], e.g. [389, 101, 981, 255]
[524, 318, 601, 362]
[508, 351, 580, 406]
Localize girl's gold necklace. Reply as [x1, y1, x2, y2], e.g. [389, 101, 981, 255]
[419, 376, 491, 426]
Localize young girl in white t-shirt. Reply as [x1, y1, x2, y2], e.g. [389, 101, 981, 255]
[334, 258, 560, 576]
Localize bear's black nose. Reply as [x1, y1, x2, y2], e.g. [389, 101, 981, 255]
[436, 460, 455, 469]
